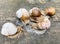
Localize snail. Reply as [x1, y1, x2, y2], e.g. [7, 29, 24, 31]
[29, 7, 42, 17]
[45, 7, 55, 16]
[1, 22, 23, 38]
[30, 16, 51, 34]
[29, 7, 42, 22]
[37, 16, 51, 30]
[16, 8, 30, 24]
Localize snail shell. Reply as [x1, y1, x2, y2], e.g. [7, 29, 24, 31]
[45, 7, 55, 16]
[29, 7, 42, 17]
[16, 8, 30, 23]
[1, 22, 17, 36]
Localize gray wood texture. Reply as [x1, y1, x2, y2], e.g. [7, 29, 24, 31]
[0, 0, 60, 44]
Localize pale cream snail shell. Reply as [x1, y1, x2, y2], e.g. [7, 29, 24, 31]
[16, 8, 30, 24]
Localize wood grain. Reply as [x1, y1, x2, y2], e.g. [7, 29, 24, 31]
[0, 0, 60, 44]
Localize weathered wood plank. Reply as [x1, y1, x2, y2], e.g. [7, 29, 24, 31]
[0, 0, 60, 44]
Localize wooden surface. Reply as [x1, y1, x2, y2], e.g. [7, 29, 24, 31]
[0, 0, 60, 44]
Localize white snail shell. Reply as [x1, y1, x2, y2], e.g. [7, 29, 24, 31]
[1, 22, 17, 36]
[16, 8, 29, 19]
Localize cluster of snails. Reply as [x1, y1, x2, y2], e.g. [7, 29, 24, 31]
[1, 7, 55, 38]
